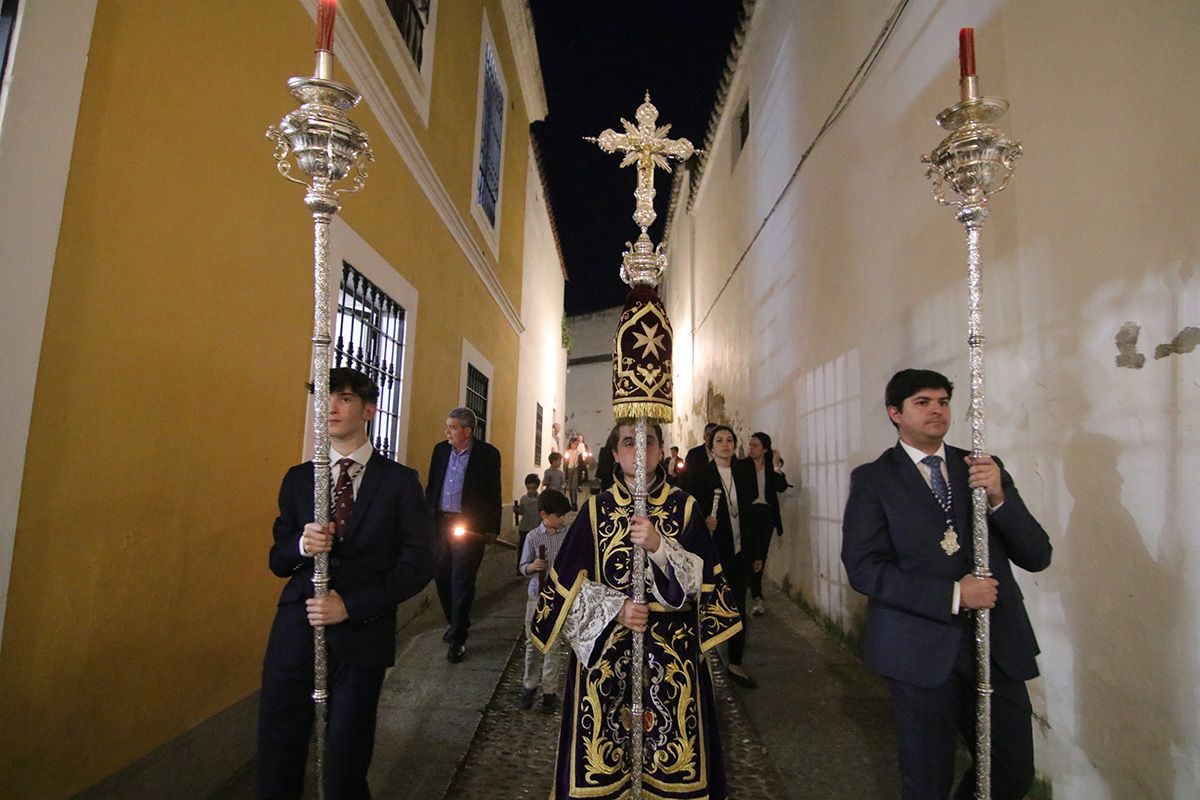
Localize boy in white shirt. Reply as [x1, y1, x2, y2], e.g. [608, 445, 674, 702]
[517, 489, 572, 710]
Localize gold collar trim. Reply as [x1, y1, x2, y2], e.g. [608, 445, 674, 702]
[611, 473, 671, 507]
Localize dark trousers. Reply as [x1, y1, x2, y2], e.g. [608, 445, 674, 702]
[747, 504, 774, 600]
[517, 528, 534, 571]
[887, 624, 1035, 800]
[257, 649, 387, 800]
[566, 466, 580, 509]
[724, 550, 750, 665]
[435, 513, 486, 645]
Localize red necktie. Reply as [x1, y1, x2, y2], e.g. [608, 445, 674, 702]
[332, 458, 357, 540]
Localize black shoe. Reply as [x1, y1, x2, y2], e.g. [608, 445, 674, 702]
[519, 688, 537, 710]
[541, 693, 558, 712]
[447, 642, 466, 663]
[727, 668, 757, 689]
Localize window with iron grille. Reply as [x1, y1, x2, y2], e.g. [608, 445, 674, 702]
[0, 0, 18, 82]
[465, 363, 489, 442]
[334, 262, 406, 460]
[534, 403, 544, 466]
[385, 0, 428, 68]
[475, 41, 504, 226]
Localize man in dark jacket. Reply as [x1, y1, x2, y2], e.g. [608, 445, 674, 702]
[678, 421, 718, 495]
[426, 406, 502, 662]
[841, 369, 1052, 800]
[258, 368, 434, 800]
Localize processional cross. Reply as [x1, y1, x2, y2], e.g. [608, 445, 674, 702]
[587, 94, 696, 800]
[588, 92, 697, 234]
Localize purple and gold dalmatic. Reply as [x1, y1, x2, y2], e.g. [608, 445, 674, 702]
[530, 476, 741, 799]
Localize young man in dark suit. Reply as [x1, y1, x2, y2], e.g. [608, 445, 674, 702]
[258, 368, 435, 800]
[841, 369, 1052, 800]
[426, 406, 502, 662]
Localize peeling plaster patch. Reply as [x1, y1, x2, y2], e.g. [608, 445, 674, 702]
[706, 382, 729, 425]
[1115, 322, 1146, 369]
[693, 381, 730, 427]
[1154, 326, 1200, 360]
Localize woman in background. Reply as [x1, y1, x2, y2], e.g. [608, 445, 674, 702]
[746, 431, 791, 616]
[694, 425, 759, 688]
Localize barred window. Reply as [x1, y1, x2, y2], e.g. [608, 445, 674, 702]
[1, 0, 17, 82]
[386, 0, 429, 68]
[465, 363, 489, 442]
[334, 262, 406, 460]
[534, 403, 544, 466]
[475, 41, 504, 226]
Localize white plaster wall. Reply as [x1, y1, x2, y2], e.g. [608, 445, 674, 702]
[512, 148, 569, 501]
[663, 0, 1200, 796]
[565, 307, 622, 457]
[0, 0, 98, 657]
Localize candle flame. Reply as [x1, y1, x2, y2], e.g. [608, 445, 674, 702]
[453, 525, 466, 538]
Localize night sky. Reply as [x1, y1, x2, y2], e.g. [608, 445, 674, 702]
[528, 1, 744, 315]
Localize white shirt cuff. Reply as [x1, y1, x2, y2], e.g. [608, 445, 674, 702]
[952, 581, 962, 615]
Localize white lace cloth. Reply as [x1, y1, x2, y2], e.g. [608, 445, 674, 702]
[561, 581, 627, 667]
[649, 534, 703, 606]
[561, 536, 704, 668]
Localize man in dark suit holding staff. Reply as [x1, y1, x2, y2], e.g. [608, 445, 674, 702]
[258, 368, 435, 800]
[426, 406, 502, 663]
[841, 369, 1052, 800]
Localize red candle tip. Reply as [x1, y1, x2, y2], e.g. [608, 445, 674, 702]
[958, 28, 976, 78]
[315, 0, 337, 53]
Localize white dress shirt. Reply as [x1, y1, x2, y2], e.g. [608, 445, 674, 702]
[716, 463, 741, 553]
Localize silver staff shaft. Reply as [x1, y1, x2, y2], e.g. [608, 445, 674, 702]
[628, 417, 649, 798]
[309, 199, 337, 799]
[965, 218, 993, 799]
[309, 200, 338, 800]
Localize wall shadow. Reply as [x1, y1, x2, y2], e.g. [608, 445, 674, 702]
[1061, 431, 1179, 798]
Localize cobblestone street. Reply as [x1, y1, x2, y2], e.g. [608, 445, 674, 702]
[211, 536, 896, 800]
[445, 638, 790, 799]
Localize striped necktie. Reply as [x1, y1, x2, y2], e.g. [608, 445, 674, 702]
[921, 455, 953, 518]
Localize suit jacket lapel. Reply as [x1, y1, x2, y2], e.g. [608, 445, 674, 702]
[434, 443, 450, 492]
[890, 443, 944, 524]
[345, 450, 385, 541]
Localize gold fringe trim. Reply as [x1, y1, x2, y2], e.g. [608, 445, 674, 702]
[611, 400, 673, 422]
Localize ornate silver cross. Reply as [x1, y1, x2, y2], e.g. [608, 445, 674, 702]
[588, 93, 697, 230]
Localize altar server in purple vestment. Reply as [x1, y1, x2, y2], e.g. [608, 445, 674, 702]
[529, 421, 742, 800]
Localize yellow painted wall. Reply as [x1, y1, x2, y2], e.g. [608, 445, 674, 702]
[0, 1, 534, 797]
[341, 0, 530, 316]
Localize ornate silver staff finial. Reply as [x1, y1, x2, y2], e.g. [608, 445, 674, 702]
[922, 96, 1022, 228]
[920, 29, 1021, 800]
[618, 232, 669, 288]
[265, 38, 374, 800]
